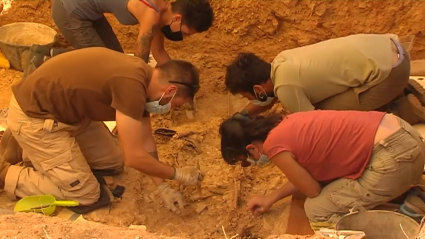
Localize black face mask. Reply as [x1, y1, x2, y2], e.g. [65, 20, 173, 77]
[161, 21, 183, 42]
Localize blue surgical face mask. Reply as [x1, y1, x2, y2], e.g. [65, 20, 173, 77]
[250, 87, 275, 106]
[247, 153, 270, 166]
[145, 92, 176, 115]
[250, 97, 275, 107]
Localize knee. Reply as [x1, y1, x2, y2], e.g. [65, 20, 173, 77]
[113, 161, 124, 174]
[62, 176, 101, 205]
[304, 197, 320, 221]
[304, 197, 333, 222]
[0, 128, 23, 165]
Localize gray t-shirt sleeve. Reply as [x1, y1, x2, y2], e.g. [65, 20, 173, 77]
[275, 85, 315, 113]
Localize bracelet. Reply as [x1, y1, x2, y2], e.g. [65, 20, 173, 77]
[170, 167, 176, 180]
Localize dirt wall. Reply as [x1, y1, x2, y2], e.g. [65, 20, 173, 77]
[1, 0, 425, 61]
[0, 1, 424, 238]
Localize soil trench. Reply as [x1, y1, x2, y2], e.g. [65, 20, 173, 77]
[1, 0, 424, 238]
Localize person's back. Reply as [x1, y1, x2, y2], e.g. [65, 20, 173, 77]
[13, 47, 151, 124]
[61, 0, 148, 24]
[271, 34, 394, 104]
[263, 110, 386, 182]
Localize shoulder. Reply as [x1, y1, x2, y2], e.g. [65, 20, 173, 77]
[107, 59, 152, 93]
[271, 61, 300, 86]
[127, 0, 160, 23]
[264, 136, 293, 160]
[263, 121, 289, 153]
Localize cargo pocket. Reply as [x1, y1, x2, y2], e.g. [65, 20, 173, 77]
[355, 182, 391, 206]
[392, 145, 420, 162]
[327, 180, 362, 211]
[38, 150, 87, 192]
[328, 180, 390, 211]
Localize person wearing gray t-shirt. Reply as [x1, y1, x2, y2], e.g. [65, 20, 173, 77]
[22, 0, 214, 78]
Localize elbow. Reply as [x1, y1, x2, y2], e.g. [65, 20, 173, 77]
[307, 188, 321, 198]
[150, 45, 165, 57]
[122, 152, 141, 169]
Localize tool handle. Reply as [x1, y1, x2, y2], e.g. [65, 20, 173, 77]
[54, 200, 80, 207]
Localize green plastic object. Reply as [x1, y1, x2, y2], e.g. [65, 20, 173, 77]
[14, 195, 79, 215]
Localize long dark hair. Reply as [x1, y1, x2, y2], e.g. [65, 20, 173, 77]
[219, 114, 283, 165]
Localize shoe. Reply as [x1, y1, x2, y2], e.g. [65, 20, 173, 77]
[399, 192, 425, 222]
[29, 44, 51, 56]
[28, 50, 46, 69]
[21, 50, 44, 79]
[67, 175, 114, 214]
[407, 94, 425, 122]
[407, 79, 425, 105]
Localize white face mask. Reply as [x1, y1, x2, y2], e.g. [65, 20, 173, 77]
[250, 87, 275, 106]
[250, 97, 275, 107]
[145, 92, 176, 115]
[247, 154, 270, 166]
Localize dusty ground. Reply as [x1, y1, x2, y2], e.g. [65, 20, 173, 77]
[1, 0, 425, 238]
[0, 214, 327, 239]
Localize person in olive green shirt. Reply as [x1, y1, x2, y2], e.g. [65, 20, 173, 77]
[225, 33, 425, 125]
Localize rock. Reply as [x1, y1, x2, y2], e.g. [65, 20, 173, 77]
[206, 185, 227, 195]
[132, 214, 147, 225]
[196, 203, 208, 214]
[128, 225, 147, 230]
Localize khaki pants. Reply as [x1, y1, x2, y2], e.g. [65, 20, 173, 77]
[5, 95, 123, 205]
[314, 40, 413, 122]
[305, 117, 425, 223]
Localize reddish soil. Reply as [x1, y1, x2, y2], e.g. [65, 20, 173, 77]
[1, 0, 425, 238]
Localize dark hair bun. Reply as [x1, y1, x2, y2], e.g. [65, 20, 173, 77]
[237, 53, 255, 68]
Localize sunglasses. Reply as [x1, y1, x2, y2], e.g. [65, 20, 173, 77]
[222, 147, 252, 168]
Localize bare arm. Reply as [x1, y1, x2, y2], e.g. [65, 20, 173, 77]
[150, 30, 171, 66]
[139, 117, 167, 186]
[268, 181, 299, 203]
[275, 86, 315, 113]
[243, 98, 278, 117]
[116, 110, 175, 179]
[135, 24, 159, 63]
[247, 178, 298, 215]
[271, 151, 321, 198]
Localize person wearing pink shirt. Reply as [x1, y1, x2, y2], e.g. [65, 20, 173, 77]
[219, 110, 425, 231]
